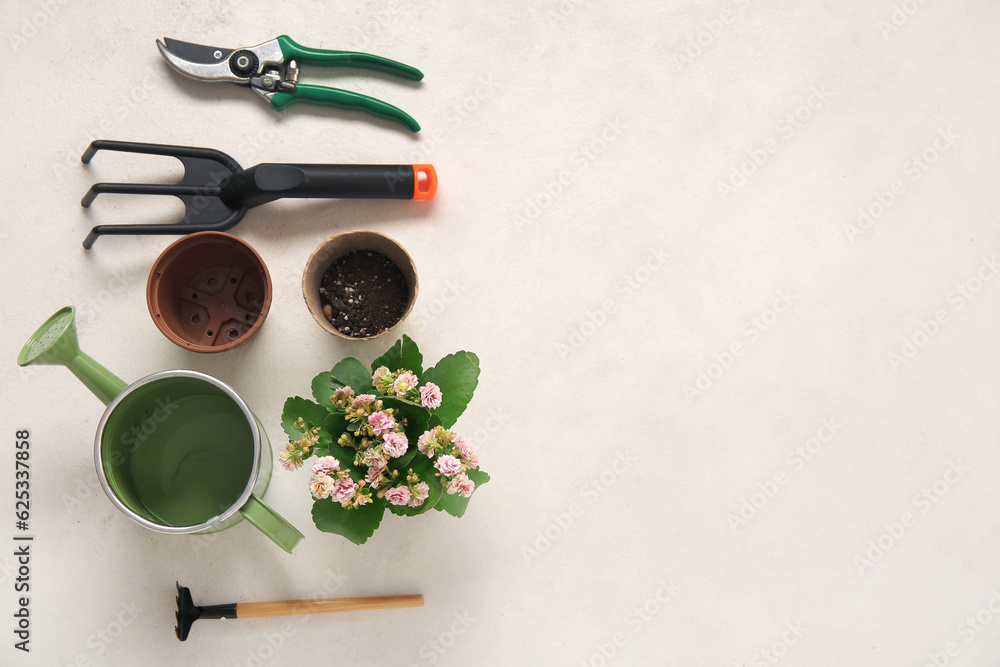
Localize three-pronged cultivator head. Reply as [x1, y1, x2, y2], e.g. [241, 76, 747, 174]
[80, 140, 247, 249]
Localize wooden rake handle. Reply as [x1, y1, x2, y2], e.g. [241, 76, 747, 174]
[236, 594, 424, 619]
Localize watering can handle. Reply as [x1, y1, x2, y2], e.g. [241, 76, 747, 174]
[240, 494, 304, 553]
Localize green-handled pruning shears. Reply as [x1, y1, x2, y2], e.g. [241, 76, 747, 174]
[156, 35, 423, 131]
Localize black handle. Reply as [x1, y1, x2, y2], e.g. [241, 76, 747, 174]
[221, 164, 417, 208]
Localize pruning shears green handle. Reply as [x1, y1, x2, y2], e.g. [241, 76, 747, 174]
[156, 35, 424, 131]
[269, 85, 419, 132]
[275, 35, 423, 80]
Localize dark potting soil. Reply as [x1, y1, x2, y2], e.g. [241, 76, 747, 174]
[319, 250, 408, 338]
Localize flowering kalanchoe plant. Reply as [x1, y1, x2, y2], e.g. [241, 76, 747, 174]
[280, 335, 488, 544]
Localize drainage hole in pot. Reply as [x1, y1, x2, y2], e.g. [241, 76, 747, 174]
[192, 293, 198, 299]
[245, 314, 252, 321]
[231, 277, 237, 284]
[208, 277, 217, 287]
[228, 329, 239, 340]
[207, 330, 214, 337]
[191, 314, 200, 324]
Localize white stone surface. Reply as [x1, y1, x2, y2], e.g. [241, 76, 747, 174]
[2, 0, 1000, 664]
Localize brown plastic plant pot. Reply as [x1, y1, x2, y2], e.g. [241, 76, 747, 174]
[302, 230, 418, 341]
[147, 231, 272, 353]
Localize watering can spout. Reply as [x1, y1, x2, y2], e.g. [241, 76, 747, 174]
[17, 306, 128, 405]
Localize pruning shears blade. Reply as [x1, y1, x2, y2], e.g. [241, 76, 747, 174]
[163, 37, 235, 65]
[157, 37, 244, 83]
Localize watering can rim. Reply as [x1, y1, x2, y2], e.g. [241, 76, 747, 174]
[93, 368, 263, 534]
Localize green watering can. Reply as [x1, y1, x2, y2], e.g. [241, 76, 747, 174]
[17, 307, 302, 553]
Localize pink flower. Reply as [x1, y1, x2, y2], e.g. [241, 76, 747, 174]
[434, 454, 463, 476]
[381, 431, 409, 458]
[352, 394, 376, 408]
[384, 486, 412, 506]
[454, 436, 479, 469]
[409, 482, 430, 507]
[368, 411, 395, 435]
[311, 456, 340, 475]
[279, 445, 303, 471]
[334, 386, 355, 401]
[330, 478, 358, 503]
[366, 466, 386, 486]
[419, 382, 443, 409]
[446, 473, 476, 498]
[361, 448, 387, 468]
[417, 430, 438, 456]
[393, 371, 419, 397]
[309, 474, 336, 499]
[372, 366, 394, 392]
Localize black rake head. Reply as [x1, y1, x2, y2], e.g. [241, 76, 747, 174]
[174, 582, 238, 641]
[80, 140, 248, 249]
[175, 582, 200, 641]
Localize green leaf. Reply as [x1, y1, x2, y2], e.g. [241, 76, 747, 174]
[311, 496, 386, 544]
[388, 447, 419, 472]
[281, 396, 329, 440]
[312, 371, 344, 406]
[330, 357, 375, 394]
[322, 414, 361, 469]
[386, 458, 443, 517]
[422, 351, 480, 428]
[435, 469, 490, 518]
[381, 396, 430, 430]
[326, 412, 349, 438]
[371, 334, 424, 375]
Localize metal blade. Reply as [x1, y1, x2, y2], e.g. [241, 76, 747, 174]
[163, 37, 234, 64]
[157, 37, 245, 84]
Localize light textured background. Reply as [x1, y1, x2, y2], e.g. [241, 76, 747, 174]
[1, 0, 999, 665]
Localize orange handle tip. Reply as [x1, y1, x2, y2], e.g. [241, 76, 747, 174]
[412, 165, 437, 200]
